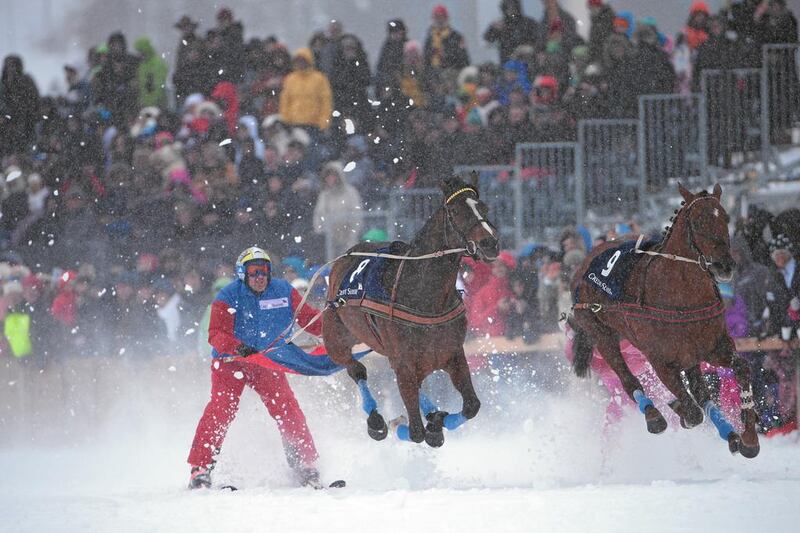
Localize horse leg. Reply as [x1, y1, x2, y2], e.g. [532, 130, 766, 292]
[647, 359, 704, 429]
[322, 309, 388, 441]
[684, 364, 740, 454]
[394, 364, 426, 443]
[444, 348, 481, 420]
[575, 314, 669, 434]
[707, 337, 760, 459]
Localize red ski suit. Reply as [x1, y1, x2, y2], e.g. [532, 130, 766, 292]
[187, 283, 322, 471]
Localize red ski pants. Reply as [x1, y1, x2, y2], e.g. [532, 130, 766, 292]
[187, 358, 318, 470]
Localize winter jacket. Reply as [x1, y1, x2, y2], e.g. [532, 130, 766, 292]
[208, 278, 321, 358]
[484, 0, 543, 64]
[0, 66, 40, 157]
[279, 49, 333, 131]
[424, 25, 470, 71]
[313, 167, 364, 255]
[211, 82, 240, 136]
[466, 273, 513, 337]
[588, 5, 616, 62]
[135, 37, 168, 109]
[724, 295, 749, 338]
[730, 235, 772, 334]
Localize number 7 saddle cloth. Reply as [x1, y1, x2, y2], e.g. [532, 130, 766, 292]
[583, 238, 661, 301]
[333, 242, 466, 328]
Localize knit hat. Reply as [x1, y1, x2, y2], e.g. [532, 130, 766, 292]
[432, 4, 448, 18]
[769, 234, 793, 254]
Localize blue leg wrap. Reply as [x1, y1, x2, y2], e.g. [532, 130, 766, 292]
[443, 412, 468, 431]
[633, 389, 654, 414]
[419, 393, 437, 416]
[396, 424, 411, 441]
[704, 401, 735, 440]
[357, 379, 377, 415]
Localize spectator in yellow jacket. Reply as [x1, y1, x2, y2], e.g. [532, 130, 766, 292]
[279, 48, 333, 132]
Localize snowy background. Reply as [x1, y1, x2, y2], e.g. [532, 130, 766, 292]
[2, 351, 798, 532]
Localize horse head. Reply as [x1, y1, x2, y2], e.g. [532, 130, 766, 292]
[441, 174, 500, 261]
[677, 182, 735, 281]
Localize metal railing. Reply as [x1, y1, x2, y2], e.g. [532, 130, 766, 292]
[387, 188, 442, 242]
[761, 44, 800, 181]
[701, 68, 762, 169]
[514, 143, 579, 241]
[453, 165, 517, 249]
[577, 119, 639, 220]
[638, 93, 708, 196]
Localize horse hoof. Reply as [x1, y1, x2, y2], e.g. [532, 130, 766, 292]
[367, 410, 388, 441]
[727, 433, 741, 455]
[645, 406, 668, 434]
[424, 430, 444, 448]
[425, 411, 448, 433]
[739, 432, 760, 459]
[463, 398, 481, 420]
[740, 442, 760, 459]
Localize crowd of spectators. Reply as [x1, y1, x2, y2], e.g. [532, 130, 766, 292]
[0, 0, 798, 424]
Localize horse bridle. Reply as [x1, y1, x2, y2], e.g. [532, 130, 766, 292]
[683, 196, 728, 273]
[443, 188, 497, 259]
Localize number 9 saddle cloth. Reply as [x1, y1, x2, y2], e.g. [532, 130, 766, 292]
[583, 238, 661, 301]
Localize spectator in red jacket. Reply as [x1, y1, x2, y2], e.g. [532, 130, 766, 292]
[466, 250, 515, 337]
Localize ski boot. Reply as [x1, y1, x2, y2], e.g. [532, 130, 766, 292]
[188, 465, 212, 489]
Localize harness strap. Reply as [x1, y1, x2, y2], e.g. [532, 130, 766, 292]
[389, 251, 411, 321]
[573, 300, 725, 324]
[341, 298, 466, 327]
[633, 234, 711, 269]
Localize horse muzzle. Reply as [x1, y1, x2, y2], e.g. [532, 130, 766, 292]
[475, 237, 499, 262]
[709, 258, 736, 282]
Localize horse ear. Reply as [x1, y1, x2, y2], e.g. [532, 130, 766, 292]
[712, 182, 722, 199]
[677, 182, 693, 202]
[440, 178, 451, 194]
[470, 171, 479, 188]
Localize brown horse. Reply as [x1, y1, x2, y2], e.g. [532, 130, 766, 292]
[569, 183, 760, 458]
[322, 175, 500, 447]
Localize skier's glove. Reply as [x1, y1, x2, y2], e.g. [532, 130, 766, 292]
[235, 344, 260, 357]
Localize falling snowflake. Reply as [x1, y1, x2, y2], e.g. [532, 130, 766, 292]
[343, 161, 356, 172]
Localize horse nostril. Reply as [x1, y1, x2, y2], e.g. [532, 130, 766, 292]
[479, 237, 498, 251]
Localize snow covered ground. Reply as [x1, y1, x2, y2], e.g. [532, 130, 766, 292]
[1, 354, 798, 533]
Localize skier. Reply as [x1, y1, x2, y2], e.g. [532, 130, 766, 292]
[187, 247, 327, 489]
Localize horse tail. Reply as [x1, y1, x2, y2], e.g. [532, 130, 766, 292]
[568, 318, 594, 378]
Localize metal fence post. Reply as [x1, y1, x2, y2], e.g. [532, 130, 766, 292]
[638, 95, 648, 216]
[698, 92, 709, 186]
[760, 45, 770, 188]
[514, 144, 525, 246]
[575, 126, 585, 229]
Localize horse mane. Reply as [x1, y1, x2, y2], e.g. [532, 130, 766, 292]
[410, 178, 477, 248]
[655, 190, 712, 252]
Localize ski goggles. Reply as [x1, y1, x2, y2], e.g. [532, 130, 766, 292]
[246, 263, 270, 278]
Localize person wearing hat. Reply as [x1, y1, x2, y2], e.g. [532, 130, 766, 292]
[587, 0, 616, 62]
[424, 4, 470, 72]
[0, 55, 40, 158]
[214, 7, 245, 83]
[376, 19, 408, 89]
[484, 0, 543, 64]
[134, 36, 168, 109]
[173, 16, 209, 104]
[187, 247, 326, 489]
[94, 32, 139, 128]
[766, 234, 800, 336]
